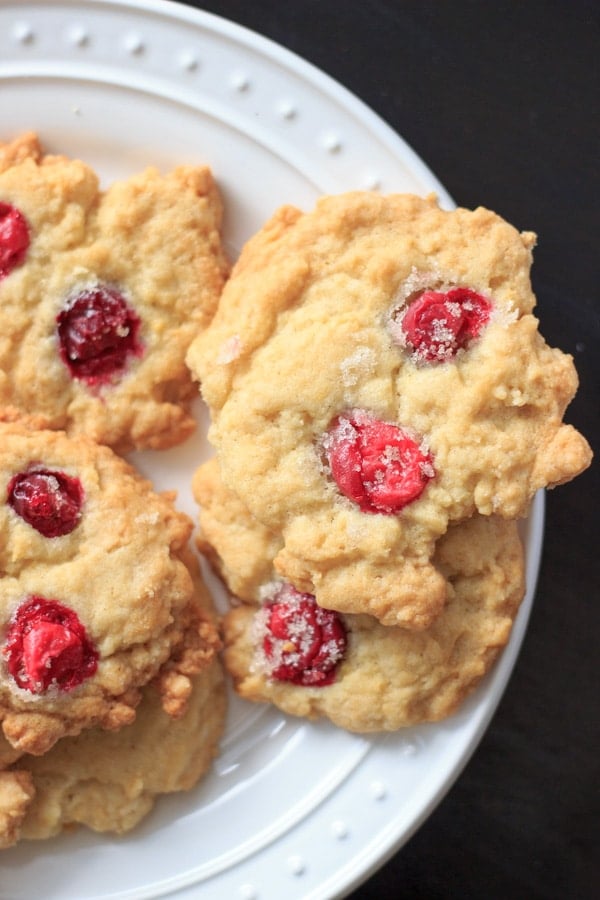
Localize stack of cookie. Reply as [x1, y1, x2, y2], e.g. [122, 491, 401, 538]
[0, 134, 230, 848]
[187, 192, 592, 733]
[0, 133, 593, 847]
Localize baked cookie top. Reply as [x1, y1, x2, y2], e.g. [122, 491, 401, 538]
[0, 654, 226, 848]
[194, 458, 526, 732]
[0, 133, 229, 452]
[0, 415, 221, 756]
[187, 192, 591, 628]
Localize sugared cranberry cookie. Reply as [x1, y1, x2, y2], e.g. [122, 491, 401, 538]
[0, 652, 226, 848]
[0, 415, 221, 756]
[194, 458, 525, 732]
[187, 192, 591, 628]
[0, 133, 229, 452]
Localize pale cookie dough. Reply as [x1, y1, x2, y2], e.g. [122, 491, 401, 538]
[187, 192, 591, 628]
[194, 458, 526, 732]
[0, 132, 229, 453]
[0, 655, 226, 848]
[0, 770, 34, 849]
[0, 415, 221, 756]
[0, 132, 42, 173]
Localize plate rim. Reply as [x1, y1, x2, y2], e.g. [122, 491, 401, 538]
[0, 2, 543, 897]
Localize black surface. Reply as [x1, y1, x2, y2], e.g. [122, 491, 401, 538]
[179, 3, 599, 897]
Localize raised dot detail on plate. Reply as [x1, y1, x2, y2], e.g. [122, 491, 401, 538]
[66, 24, 89, 47]
[331, 819, 349, 840]
[11, 21, 34, 45]
[231, 71, 250, 92]
[370, 779, 387, 801]
[288, 855, 306, 876]
[278, 100, 297, 120]
[363, 174, 382, 191]
[123, 32, 145, 55]
[178, 50, 200, 72]
[321, 131, 342, 154]
[239, 885, 257, 900]
[400, 739, 418, 757]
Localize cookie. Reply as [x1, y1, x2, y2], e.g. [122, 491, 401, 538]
[0, 654, 226, 848]
[194, 458, 525, 731]
[187, 192, 591, 628]
[0, 415, 221, 756]
[0, 133, 229, 452]
[194, 458, 280, 602]
[0, 132, 42, 174]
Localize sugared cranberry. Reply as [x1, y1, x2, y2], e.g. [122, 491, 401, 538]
[0, 202, 30, 279]
[7, 468, 84, 537]
[261, 584, 347, 687]
[56, 286, 142, 385]
[3, 596, 98, 694]
[325, 411, 434, 514]
[396, 287, 492, 362]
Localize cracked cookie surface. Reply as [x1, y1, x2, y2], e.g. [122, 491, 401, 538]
[194, 458, 525, 732]
[0, 133, 229, 453]
[0, 653, 226, 848]
[0, 415, 220, 756]
[188, 192, 591, 627]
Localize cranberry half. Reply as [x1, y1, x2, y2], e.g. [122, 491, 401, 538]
[397, 287, 492, 362]
[3, 596, 98, 694]
[261, 584, 347, 686]
[7, 468, 84, 537]
[56, 285, 142, 385]
[0, 202, 30, 279]
[325, 411, 434, 514]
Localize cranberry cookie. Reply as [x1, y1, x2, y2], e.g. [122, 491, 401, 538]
[0, 414, 221, 756]
[0, 653, 226, 848]
[194, 458, 525, 731]
[187, 192, 591, 628]
[0, 133, 229, 452]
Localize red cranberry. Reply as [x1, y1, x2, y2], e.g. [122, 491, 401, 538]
[7, 469, 83, 538]
[0, 202, 30, 279]
[3, 596, 98, 694]
[397, 287, 492, 362]
[56, 286, 142, 385]
[262, 584, 347, 686]
[325, 411, 434, 514]
[7, 468, 84, 537]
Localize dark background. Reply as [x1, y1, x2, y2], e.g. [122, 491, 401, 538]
[181, 3, 599, 897]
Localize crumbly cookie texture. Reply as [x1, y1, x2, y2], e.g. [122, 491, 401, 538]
[0, 415, 221, 756]
[194, 458, 525, 732]
[0, 655, 226, 848]
[193, 458, 280, 602]
[0, 132, 229, 453]
[187, 192, 591, 628]
[0, 132, 42, 172]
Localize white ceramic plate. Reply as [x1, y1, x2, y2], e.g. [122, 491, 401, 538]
[0, 2, 544, 897]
